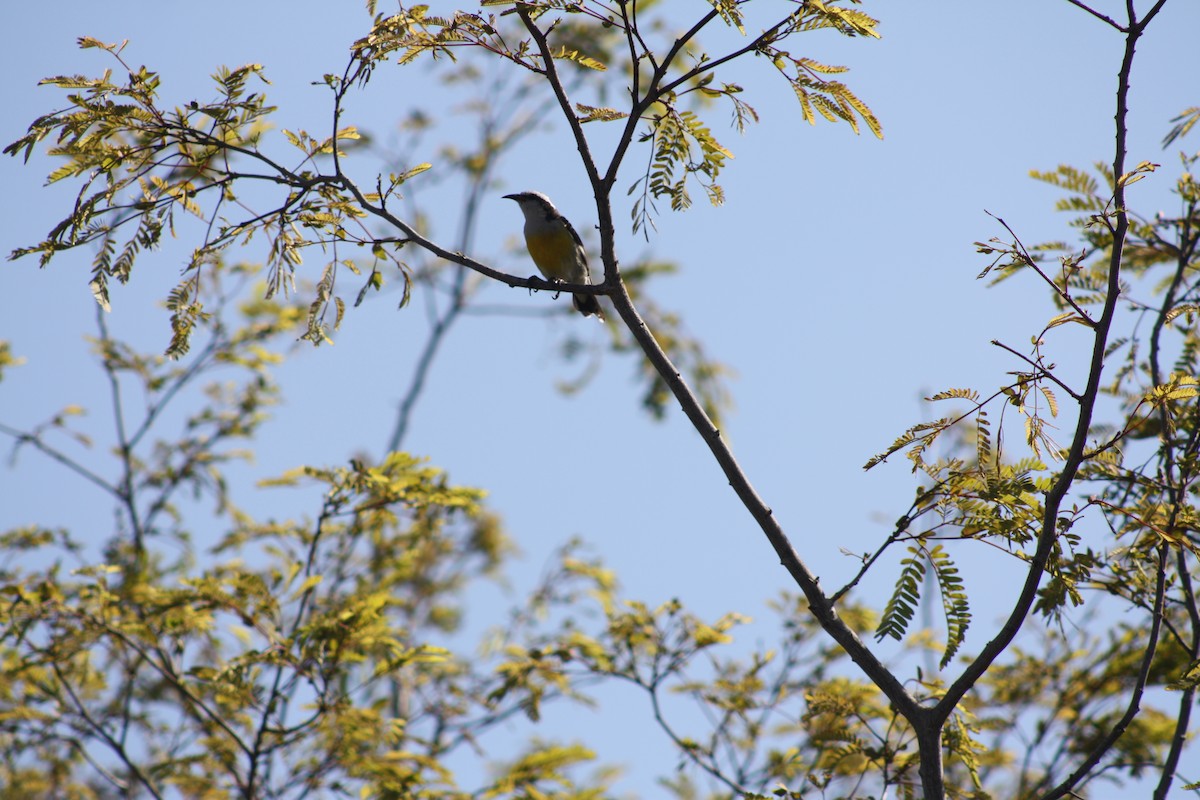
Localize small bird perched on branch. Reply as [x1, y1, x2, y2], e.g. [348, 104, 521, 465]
[504, 191, 603, 320]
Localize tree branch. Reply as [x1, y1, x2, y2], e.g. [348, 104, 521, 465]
[1041, 543, 1170, 800]
[990, 339, 1083, 402]
[937, 0, 1159, 734]
[1154, 551, 1198, 800]
[0, 421, 117, 498]
[513, 5, 604, 192]
[1063, 0, 1128, 30]
[605, 277, 920, 721]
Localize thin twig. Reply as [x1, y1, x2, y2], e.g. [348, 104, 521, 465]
[991, 339, 1083, 402]
[0, 422, 116, 497]
[937, 0, 1162, 748]
[49, 660, 166, 800]
[1064, 0, 1128, 30]
[988, 212, 1097, 325]
[1042, 543, 1170, 800]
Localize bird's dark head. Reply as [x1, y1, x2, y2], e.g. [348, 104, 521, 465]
[503, 191, 557, 216]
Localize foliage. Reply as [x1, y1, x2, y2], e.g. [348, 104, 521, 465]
[860, 106, 1199, 800]
[0, 266, 600, 799]
[4, 0, 880, 359]
[4, 0, 1200, 799]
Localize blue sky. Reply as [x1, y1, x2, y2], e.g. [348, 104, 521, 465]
[3, 0, 1198, 794]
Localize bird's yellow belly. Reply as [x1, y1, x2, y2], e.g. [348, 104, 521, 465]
[526, 227, 578, 282]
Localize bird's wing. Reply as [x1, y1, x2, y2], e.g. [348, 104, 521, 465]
[561, 214, 587, 254]
[561, 216, 591, 284]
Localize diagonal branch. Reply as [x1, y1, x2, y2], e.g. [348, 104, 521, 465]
[1041, 543, 1170, 800]
[936, 0, 1165, 730]
[0, 421, 117, 498]
[513, 4, 604, 192]
[338, 173, 604, 298]
[48, 661, 166, 800]
[512, 0, 921, 749]
[990, 339, 1083, 402]
[987, 211, 1096, 325]
[1063, 0, 1128, 30]
[604, 274, 920, 721]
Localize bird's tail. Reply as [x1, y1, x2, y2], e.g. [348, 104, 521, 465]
[573, 292, 603, 320]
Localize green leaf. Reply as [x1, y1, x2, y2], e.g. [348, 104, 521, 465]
[289, 574, 323, 601]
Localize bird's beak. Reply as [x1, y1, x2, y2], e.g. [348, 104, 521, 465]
[502, 193, 518, 201]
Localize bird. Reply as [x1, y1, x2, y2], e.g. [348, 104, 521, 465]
[504, 191, 603, 319]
